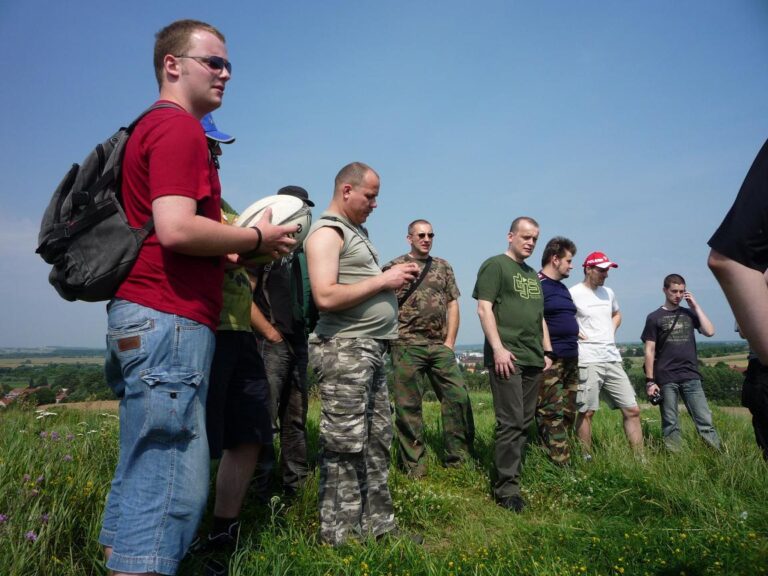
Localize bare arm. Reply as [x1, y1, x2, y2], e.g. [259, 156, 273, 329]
[542, 318, 553, 371]
[612, 310, 622, 333]
[685, 292, 715, 337]
[153, 197, 297, 256]
[306, 227, 418, 312]
[644, 340, 659, 396]
[477, 299, 516, 378]
[709, 249, 768, 363]
[444, 299, 460, 349]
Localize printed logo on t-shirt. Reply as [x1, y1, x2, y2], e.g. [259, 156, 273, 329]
[660, 314, 692, 344]
[513, 273, 541, 300]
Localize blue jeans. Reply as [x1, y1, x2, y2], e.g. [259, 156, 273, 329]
[99, 300, 215, 575]
[660, 379, 721, 451]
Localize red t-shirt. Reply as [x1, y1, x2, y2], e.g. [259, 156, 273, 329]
[116, 101, 224, 330]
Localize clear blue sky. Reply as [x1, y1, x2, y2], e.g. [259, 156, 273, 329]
[2, 0, 767, 348]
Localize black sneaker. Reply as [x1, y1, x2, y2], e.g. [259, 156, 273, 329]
[188, 522, 239, 555]
[496, 494, 526, 513]
[203, 557, 227, 576]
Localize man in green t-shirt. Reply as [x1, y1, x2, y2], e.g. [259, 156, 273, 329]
[473, 216, 553, 513]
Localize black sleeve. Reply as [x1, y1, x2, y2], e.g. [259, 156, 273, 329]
[708, 139, 768, 272]
[640, 313, 657, 343]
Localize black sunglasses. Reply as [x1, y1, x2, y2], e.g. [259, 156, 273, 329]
[411, 232, 434, 239]
[175, 55, 232, 74]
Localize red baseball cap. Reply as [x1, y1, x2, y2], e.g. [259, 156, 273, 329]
[583, 251, 618, 269]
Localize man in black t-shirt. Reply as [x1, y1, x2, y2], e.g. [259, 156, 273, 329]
[708, 139, 768, 366]
[251, 186, 316, 498]
[641, 274, 721, 451]
[708, 140, 768, 459]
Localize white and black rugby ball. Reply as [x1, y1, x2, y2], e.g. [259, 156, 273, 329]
[234, 195, 312, 263]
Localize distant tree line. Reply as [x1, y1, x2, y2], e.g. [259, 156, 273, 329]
[1, 344, 749, 408]
[454, 355, 746, 406]
[0, 363, 113, 405]
[625, 362, 744, 406]
[618, 341, 748, 359]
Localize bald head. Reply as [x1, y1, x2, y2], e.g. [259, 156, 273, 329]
[334, 162, 378, 194]
[329, 162, 381, 225]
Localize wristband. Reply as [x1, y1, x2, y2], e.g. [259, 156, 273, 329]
[544, 351, 557, 360]
[645, 378, 654, 385]
[251, 226, 263, 252]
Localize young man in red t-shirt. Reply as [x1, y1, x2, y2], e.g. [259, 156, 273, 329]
[99, 19, 296, 576]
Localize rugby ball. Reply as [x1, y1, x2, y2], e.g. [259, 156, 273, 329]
[234, 194, 312, 264]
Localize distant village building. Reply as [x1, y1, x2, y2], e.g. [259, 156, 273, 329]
[457, 351, 485, 373]
[0, 387, 34, 408]
[0, 385, 58, 408]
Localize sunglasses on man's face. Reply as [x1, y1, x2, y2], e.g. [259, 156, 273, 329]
[175, 54, 232, 74]
[411, 232, 434, 239]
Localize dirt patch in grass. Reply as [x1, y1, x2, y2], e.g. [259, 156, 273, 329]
[719, 406, 749, 417]
[40, 400, 118, 412]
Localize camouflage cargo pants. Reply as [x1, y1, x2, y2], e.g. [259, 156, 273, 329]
[309, 336, 396, 545]
[536, 356, 578, 465]
[391, 344, 474, 475]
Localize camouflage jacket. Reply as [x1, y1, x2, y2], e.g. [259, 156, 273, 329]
[384, 254, 460, 345]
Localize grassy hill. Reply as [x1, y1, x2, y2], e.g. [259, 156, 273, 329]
[0, 393, 766, 575]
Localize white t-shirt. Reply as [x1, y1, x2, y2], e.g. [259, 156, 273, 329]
[569, 283, 622, 364]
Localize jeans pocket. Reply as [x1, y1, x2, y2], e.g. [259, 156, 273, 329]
[106, 316, 155, 393]
[140, 369, 203, 443]
[107, 317, 154, 357]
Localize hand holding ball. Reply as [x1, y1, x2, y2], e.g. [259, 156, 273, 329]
[235, 195, 312, 264]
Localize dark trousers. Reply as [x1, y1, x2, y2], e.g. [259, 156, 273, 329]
[256, 336, 309, 493]
[743, 358, 768, 461]
[489, 365, 541, 499]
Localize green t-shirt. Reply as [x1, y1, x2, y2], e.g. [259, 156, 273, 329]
[472, 254, 544, 368]
[218, 199, 252, 332]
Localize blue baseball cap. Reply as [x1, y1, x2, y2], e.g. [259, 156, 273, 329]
[201, 113, 235, 144]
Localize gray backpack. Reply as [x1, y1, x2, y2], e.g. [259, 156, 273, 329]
[36, 104, 175, 302]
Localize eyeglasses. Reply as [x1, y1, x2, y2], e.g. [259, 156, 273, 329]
[175, 55, 232, 74]
[410, 232, 434, 239]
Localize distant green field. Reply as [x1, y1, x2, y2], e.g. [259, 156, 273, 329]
[0, 356, 103, 369]
[623, 353, 748, 369]
[699, 353, 749, 367]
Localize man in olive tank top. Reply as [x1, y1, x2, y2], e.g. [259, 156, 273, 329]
[305, 162, 419, 546]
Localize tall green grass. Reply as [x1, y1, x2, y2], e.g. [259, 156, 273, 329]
[0, 394, 766, 575]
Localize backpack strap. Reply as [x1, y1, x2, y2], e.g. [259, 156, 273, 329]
[88, 103, 181, 200]
[93, 103, 181, 233]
